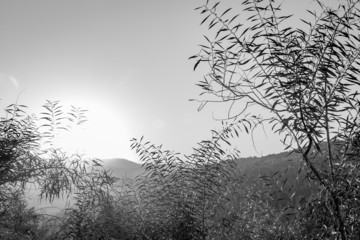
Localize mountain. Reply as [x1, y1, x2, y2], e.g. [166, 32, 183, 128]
[234, 151, 318, 209]
[234, 151, 302, 180]
[25, 158, 143, 215]
[100, 154, 304, 186]
[102, 158, 144, 179]
[25, 153, 312, 215]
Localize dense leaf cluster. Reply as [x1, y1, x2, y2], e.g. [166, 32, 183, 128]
[190, 0, 360, 239]
[0, 101, 116, 239]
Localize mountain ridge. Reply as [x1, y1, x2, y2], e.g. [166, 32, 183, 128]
[26, 151, 304, 215]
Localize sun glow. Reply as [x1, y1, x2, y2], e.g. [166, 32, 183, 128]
[51, 100, 136, 161]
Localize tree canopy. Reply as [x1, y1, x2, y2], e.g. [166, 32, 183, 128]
[191, 0, 360, 238]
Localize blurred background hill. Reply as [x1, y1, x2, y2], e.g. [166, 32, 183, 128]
[25, 152, 313, 215]
[102, 158, 144, 179]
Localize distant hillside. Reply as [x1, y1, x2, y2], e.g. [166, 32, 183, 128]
[100, 154, 305, 187]
[235, 151, 302, 180]
[26, 153, 315, 214]
[234, 151, 318, 209]
[26, 158, 142, 215]
[102, 158, 144, 179]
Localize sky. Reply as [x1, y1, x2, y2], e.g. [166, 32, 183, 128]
[0, 0, 337, 162]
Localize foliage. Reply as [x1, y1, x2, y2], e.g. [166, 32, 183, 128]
[0, 189, 43, 240]
[53, 178, 124, 240]
[3, 0, 360, 239]
[0, 100, 116, 239]
[190, 0, 360, 239]
[49, 0, 360, 238]
[127, 124, 240, 239]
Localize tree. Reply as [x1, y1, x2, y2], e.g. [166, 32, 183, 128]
[191, 0, 360, 239]
[0, 100, 116, 239]
[128, 127, 238, 240]
[0, 189, 42, 240]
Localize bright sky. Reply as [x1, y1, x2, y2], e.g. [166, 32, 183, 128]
[0, 0, 337, 162]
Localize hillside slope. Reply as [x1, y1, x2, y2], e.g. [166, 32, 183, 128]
[26, 153, 315, 214]
[102, 158, 143, 179]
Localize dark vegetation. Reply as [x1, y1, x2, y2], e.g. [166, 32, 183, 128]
[1, 0, 360, 239]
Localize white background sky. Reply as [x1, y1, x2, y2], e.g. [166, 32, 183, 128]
[0, 0, 337, 162]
